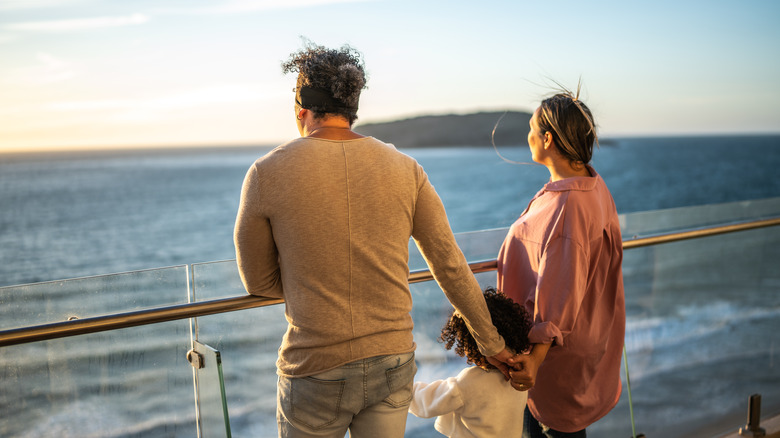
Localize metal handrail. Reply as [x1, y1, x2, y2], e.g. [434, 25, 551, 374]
[2, 215, 779, 348]
[621, 216, 780, 249]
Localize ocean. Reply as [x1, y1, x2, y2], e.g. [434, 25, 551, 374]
[1, 135, 780, 437]
[2, 135, 779, 287]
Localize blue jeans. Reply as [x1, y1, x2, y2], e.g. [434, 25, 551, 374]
[523, 406, 587, 438]
[277, 352, 416, 438]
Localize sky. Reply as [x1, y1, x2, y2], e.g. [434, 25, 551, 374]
[1, 0, 779, 152]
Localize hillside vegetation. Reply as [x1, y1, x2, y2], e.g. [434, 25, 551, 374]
[354, 110, 532, 148]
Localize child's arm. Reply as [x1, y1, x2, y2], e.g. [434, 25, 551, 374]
[408, 377, 464, 418]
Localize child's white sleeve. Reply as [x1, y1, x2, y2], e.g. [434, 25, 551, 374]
[408, 377, 464, 418]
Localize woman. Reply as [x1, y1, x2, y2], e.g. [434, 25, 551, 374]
[497, 89, 626, 437]
[233, 41, 512, 438]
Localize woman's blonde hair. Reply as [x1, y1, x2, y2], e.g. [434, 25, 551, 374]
[538, 82, 598, 167]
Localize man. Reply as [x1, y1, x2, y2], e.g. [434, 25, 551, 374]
[234, 42, 512, 438]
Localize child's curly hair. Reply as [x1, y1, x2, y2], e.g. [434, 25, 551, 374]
[440, 287, 532, 369]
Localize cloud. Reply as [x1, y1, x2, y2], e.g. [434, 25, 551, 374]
[45, 83, 273, 114]
[0, 0, 84, 10]
[155, 0, 374, 15]
[30, 83, 288, 130]
[30, 53, 76, 83]
[6, 13, 149, 32]
[1, 52, 78, 85]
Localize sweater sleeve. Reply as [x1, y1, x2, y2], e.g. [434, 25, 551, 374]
[411, 170, 505, 357]
[234, 164, 284, 298]
[409, 378, 464, 418]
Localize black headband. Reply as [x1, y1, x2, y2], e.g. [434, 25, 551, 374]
[295, 86, 357, 112]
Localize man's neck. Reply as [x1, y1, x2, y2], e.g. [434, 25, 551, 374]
[303, 117, 364, 140]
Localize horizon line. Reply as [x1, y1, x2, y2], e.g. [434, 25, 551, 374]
[3, 131, 780, 158]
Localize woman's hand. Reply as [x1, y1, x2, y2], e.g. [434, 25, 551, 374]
[507, 343, 551, 391]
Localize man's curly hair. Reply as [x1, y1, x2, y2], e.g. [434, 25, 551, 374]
[282, 40, 367, 124]
[440, 287, 532, 369]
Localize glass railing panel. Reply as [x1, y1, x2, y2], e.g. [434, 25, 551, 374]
[0, 265, 194, 438]
[0, 265, 190, 331]
[7, 199, 778, 438]
[617, 222, 780, 437]
[405, 270, 497, 437]
[190, 260, 246, 302]
[411, 214, 780, 438]
[191, 340, 232, 438]
[407, 227, 510, 272]
[408, 228, 512, 435]
[620, 196, 780, 237]
[0, 319, 195, 437]
[190, 260, 284, 436]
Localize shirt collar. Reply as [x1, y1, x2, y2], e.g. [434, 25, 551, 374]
[542, 165, 599, 192]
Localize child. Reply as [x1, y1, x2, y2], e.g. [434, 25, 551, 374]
[409, 287, 532, 437]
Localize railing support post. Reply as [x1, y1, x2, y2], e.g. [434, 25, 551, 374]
[739, 394, 766, 437]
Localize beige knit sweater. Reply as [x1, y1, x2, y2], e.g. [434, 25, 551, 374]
[234, 136, 505, 377]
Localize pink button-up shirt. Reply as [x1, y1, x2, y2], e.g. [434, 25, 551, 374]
[497, 166, 625, 432]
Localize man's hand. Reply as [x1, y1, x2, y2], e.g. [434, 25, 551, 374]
[486, 347, 515, 380]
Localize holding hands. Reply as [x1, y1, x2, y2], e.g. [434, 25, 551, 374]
[488, 343, 551, 392]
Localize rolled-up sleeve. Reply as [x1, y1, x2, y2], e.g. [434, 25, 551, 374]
[529, 235, 588, 346]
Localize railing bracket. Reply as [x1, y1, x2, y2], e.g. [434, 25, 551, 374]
[186, 349, 204, 369]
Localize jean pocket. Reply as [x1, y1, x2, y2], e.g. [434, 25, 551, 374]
[286, 375, 346, 429]
[384, 353, 417, 408]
